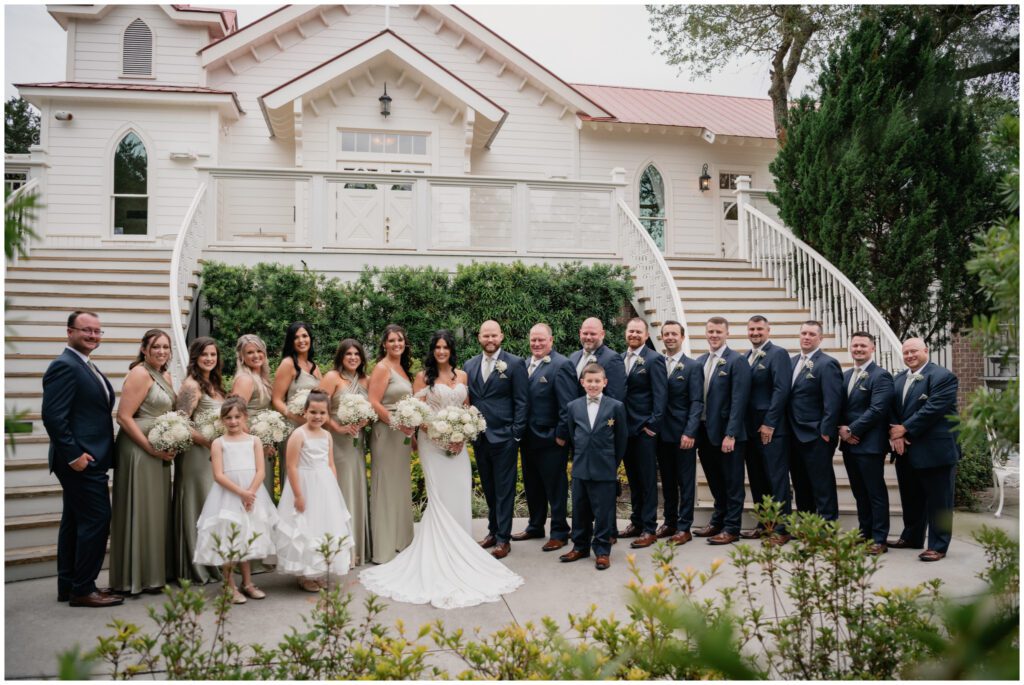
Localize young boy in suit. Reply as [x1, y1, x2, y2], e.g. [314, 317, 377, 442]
[560, 363, 628, 570]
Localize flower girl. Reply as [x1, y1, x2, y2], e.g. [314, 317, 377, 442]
[275, 389, 355, 592]
[194, 396, 279, 604]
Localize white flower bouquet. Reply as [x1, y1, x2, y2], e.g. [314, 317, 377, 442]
[425, 405, 487, 457]
[194, 409, 224, 442]
[249, 409, 289, 447]
[286, 388, 311, 417]
[148, 411, 194, 454]
[335, 394, 376, 446]
[389, 396, 432, 445]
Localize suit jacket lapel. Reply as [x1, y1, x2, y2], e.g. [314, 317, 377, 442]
[68, 349, 110, 403]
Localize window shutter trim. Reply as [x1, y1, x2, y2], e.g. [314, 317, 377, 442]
[123, 19, 153, 76]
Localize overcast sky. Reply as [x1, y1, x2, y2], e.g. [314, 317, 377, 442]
[4, 3, 814, 101]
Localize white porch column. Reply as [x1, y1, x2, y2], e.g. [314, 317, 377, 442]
[735, 174, 752, 260]
[514, 182, 529, 255]
[310, 173, 326, 250]
[611, 167, 626, 258]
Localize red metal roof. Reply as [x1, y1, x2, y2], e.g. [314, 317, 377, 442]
[572, 84, 776, 139]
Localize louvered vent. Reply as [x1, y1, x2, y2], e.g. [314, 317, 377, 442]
[123, 19, 153, 75]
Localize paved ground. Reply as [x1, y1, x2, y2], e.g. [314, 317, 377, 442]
[5, 498, 1019, 679]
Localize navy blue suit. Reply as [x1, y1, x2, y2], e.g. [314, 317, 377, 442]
[840, 361, 895, 543]
[657, 353, 704, 532]
[890, 362, 959, 553]
[621, 345, 667, 534]
[521, 350, 577, 540]
[743, 341, 792, 528]
[566, 395, 628, 557]
[787, 349, 844, 521]
[696, 346, 751, 535]
[569, 344, 626, 402]
[42, 348, 116, 598]
[465, 349, 529, 544]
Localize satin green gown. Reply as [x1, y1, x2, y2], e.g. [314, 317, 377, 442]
[330, 376, 372, 567]
[109, 365, 175, 593]
[173, 392, 223, 585]
[369, 367, 414, 564]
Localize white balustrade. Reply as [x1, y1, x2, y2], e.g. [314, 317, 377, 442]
[5, 178, 40, 261]
[169, 179, 209, 385]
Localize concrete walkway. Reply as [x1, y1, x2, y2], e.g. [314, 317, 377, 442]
[5, 502, 1019, 679]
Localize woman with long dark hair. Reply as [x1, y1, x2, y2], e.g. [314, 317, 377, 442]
[173, 336, 226, 584]
[367, 324, 415, 563]
[271, 322, 322, 428]
[321, 338, 372, 566]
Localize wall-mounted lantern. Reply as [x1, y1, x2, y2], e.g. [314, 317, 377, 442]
[379, 83, 392, 118]
[699, 163, 711, 192]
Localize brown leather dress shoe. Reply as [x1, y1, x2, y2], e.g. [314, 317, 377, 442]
[559, 548, 590, 562]
[739, 528, 764, 540]
[542, 538, 567, 552]
[692, 524, 722, 537]
[69, 591, 125, 608]
[764, 533, 792, 546]
[919, 549, 946, 562]
[655, 524, 677, 539]
[867, 543, 888, 555]
[594, 555, 611, 570]
[618, 523, 642, 538]
[630, 533, 657, 549]
[511, 530, 545, 542]
[668, 531, 693, 545]
[478, 534, 497, 549]
[888, 538, 924, 550]
[491, 543, 511, 559]
[707, 531, 739, 545]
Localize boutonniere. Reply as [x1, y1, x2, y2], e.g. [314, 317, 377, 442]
[635, 355, 645, 366]
[542, 355, 551, 364]
[857, 371, 869, 383]
[911, 373, 924, 382]
[495, 360, 508, 378]
[716, 358, 727, 368]
[587, 354, 597, 365]
[753, 350, 766, 361]
[805, 359, 815, 371]
[606, 418, 615, 427]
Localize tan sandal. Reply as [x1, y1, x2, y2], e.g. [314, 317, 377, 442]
[230, 587, 247, 604]
[298, 578, 320, 593]
[241, 583, 266, 600]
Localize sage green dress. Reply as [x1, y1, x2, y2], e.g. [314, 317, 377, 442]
[244, 389, 274, 497]
[173, 392, 223, 585]
[110, 365, 175, 594]
[369, 367, 414, 564]
[330, 376, 372, 566]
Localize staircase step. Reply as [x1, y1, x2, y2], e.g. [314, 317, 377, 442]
[6, 306, 185, 325]
[5, 513, 61, 550]
[6, 266, 170, 278]
[6, 353, 137, 375]
[27, 246, 172, 258]
[6, 485, 66, 516]
[4, 458, 58, 488]
[5, 278, 170, 294]
[679, 287, 789, 300]
[4, 543, 110, 581]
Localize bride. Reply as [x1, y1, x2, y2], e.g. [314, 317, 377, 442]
[359, 330, 523, 609]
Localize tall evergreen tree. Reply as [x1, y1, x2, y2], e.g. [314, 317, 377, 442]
[4, 97, 39, 154]
[769, 8, 994, 344]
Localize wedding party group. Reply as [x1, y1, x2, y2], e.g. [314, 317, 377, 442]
[43, 307, 959, 610]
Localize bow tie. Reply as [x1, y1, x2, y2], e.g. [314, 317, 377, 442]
[587, 396, 601, 404]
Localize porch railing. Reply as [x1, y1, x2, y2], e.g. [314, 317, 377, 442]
[5, 177, 40, 262]
[169, 179, 209, 385]
[735, 177, 903, 371]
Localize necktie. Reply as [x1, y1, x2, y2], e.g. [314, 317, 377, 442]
[902, 372, 917, 404]
[587, 396, 600, 404]
[87, 360, 110, 401]
[626, 351, 636, 374]
[847, 367, 860, 396]
[666, 356, 677, 377]
[482, 356, 493, 383]
[528, 359, 539, 378]
[576, 351, 591, 378]
[792, 355, 807, 387]
[702, 353, 716, 405]
[748, 348, 759, 367]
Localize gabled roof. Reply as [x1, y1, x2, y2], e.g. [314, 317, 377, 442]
[47, 4, 235, 38]
[16, 81, 243, 118]
[572, 84, 776, 140]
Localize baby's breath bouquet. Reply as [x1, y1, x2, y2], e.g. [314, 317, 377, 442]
[425, 405, 487, 456]
[389, 396, 431, 445]
[335, 394, 376, 446]
[286, 388, 311, 417]
[249, 409, 289, 447]
[148, 411, 194, 454]
[194, 409, 224, 442]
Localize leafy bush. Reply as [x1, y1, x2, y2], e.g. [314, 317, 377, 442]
[955, 444, 994, 510]
[200, 261, 633, 370]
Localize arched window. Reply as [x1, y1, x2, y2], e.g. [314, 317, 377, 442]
[638, 164, 666, 250]
[123, 19, 153, 76]
[112, 132, 148, 235]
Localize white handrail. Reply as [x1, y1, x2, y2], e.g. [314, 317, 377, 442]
[4, 178, 40, 207]
[616, 198, 689, 356]
[168, 181, 209, 385]
[739, 200, 903, 371]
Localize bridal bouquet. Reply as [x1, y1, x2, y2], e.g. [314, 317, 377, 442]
[148, 411, 194, 454]
[425, 405, 487, 457]
[286, 388, 311, 417]
[389, 396, 431, 445]
[335, 394, 376, 446]
[249, 409, 289, 447]
[194, 409, 225, 442]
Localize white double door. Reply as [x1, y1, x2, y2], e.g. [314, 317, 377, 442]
[331, 164, 424, 248]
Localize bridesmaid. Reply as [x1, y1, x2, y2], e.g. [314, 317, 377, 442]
[368, 324, 415, 564]
[271, 321, 322, 434]
[110, 329, 176, 595]
[322, 338, 372, 567]
[173, 336, 226, 585]
[230, 334, 276, 497]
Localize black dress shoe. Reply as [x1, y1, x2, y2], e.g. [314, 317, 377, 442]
[511, 530, 545, 542]
[69, 591, 124, 608]
[59, 587, 116, 602]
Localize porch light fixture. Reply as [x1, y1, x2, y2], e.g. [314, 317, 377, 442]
[379, 83, 392, 118]
[699, 163, 711, 192]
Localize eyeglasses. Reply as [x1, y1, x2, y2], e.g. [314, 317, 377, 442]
[70, 327, 105, 336]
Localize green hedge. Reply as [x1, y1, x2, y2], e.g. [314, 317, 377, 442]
[200, 260, 633, 370]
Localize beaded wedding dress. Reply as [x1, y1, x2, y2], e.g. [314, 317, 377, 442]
[359, 382, 523, 609]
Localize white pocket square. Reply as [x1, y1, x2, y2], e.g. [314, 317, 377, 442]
[539, 376, 548, 383]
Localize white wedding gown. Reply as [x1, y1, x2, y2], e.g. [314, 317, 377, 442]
[359, 383, 523, 609]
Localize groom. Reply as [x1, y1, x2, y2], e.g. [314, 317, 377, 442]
[464, 320, 529, 559]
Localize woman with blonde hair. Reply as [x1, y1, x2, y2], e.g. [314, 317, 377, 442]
[230, 334, 275, 495]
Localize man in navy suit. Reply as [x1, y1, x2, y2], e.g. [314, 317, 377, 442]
[41, 311, 123, 607]
[839, 332, 895, 554]
[741, 315, 792, 542]
[655, 321, 704, 546]
[559, 364, 628, 570]
[617, 318, 667, 548]
[464, 320, 529, 559]
[693, 317, 751, 545]
[568, 317, 626, 401]
[787, 320, 844, 521]
[888, 338, 959, 561]
[512, 323, 577, 552]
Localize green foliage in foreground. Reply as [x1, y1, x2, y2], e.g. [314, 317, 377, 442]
[200, 261, 633, 371]
[59, 507, 1019, 680]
